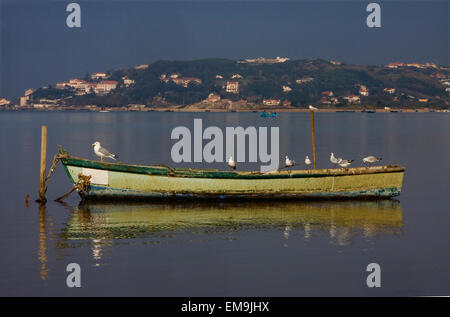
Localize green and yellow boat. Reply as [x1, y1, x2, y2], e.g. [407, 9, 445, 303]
[58, 149, 405, 201]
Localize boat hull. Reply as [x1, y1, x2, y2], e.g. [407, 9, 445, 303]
[61, 157, 405, 200]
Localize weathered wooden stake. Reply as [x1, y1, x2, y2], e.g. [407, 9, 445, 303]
[38, 125, 47, 203]
[311, 111, 316, 169]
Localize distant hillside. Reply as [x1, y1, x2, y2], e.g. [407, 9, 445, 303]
[30, 58, 450, 109]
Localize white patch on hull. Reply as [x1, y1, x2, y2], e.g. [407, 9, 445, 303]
[81, 168, 109, 185]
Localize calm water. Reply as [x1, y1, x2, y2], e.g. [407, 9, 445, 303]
[0, 111, 449, 296]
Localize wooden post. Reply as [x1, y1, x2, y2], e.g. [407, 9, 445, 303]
[311, 111, 316, 169]
[38, 125, 47, 203]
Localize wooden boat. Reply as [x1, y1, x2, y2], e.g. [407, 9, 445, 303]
[58, 148, 405, 201]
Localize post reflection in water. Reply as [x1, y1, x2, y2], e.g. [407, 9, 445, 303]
[56, 200, 403, 264]
[38, 203, 49, 280]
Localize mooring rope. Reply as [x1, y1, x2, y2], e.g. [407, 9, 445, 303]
[40, 153, 92, 202]
[156, 164, 176, 176]
[43, 153, 69, 195]
[55, 173, 91, 202]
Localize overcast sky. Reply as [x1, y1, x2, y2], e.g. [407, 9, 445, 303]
[1, 0, 448, 98]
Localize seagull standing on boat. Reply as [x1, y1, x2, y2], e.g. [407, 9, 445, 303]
[305, 156, 312, 168]
[338, 159, 354, 168]
[285, 156, 295, 168]
[330, 152, 340, 167]
[92, 141, 118, 162]
[309, 105, 318, 111]
[363, 156, 382, 165]
[227, 156, 236, 170]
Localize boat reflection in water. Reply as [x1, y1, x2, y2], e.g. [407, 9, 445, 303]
[60, 200, 403, 261]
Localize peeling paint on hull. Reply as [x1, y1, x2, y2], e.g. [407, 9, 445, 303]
[81, 184, 401, 200]
[61, 156, 405, 200]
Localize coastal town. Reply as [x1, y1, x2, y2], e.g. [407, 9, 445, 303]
[1, 58, 449, 112]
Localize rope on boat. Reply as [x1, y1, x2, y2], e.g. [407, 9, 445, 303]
[41, 151, 91, 202]
[42, 153, 69, 196]
[55, 174, 91, 202]
[156, 164, 176, 176]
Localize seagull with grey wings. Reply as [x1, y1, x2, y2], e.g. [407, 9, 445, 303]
[338, 159, 354, 168]
[305, 155, 312, 168]
[363, 155, 382, 166]
[330, 152, 340, 168]
[227, 156, 236, 170]
[285, 155, 295, 168]
[92, 141, 118, 162]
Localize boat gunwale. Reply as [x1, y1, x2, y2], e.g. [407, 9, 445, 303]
[61, 156, 405, 180]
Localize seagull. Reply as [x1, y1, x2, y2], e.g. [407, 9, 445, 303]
[309, 105, 318, 111]
[330, 152, 339, 167]
[305, 155, 312, 168]
[227, 156, 236, 170]
[363, 156, 382, 166]
[338, 159, 354, 168]
[92, 141, 118, 162]
[285, 155, 295, 168]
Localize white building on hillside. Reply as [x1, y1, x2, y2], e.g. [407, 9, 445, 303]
[91, 72, 108, 80]
[95, 81, 118, 94]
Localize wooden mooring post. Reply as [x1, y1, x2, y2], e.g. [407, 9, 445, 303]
[37, 125, 47, 203]
[311, 111, 316, 169]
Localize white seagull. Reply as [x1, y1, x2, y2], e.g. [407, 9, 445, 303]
[363, 156, 382, 165]
[338, 159, 354, 168]
[285, 155, 295, 168]
[309, 105, 319, 111]
[227, 156, 236, 170]
[92, 141, 118, 162]
[330, 152, 340, 167]
[305, 155, 312, 168]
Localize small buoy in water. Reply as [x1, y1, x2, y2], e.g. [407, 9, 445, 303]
[25, 194, 30, 207]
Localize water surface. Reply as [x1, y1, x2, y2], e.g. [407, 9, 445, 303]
[0, 111, 449, 296]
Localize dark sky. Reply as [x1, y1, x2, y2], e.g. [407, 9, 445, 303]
[1, 0, 448, 98]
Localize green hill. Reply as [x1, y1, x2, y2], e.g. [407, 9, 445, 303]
[31, 58, 450, 109]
